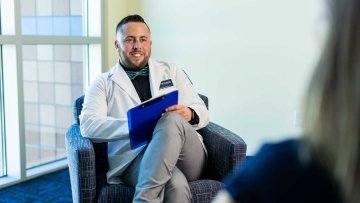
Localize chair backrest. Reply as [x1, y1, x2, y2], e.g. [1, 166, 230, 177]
[199, 94, 209, 109]
[73, 95, 85, 125]
[72, 95, 109, 174]
[72, 94, 209, 175]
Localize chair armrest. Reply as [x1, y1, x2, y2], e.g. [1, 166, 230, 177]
[198, 122, 247, 181]
[65, 124, 97, 203]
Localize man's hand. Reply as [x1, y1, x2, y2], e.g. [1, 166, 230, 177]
[165, 104, 192, 121]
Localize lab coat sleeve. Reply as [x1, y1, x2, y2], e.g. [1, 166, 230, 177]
[79, 74, 129, 143]
[175, 68, 209, 130]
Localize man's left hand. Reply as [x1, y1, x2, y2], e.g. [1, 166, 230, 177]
[165, 104, 192, 121]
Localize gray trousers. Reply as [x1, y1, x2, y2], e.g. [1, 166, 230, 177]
[121, 112, 206, 203]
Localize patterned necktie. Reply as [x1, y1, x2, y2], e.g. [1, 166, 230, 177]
[125, 66, 149, 80]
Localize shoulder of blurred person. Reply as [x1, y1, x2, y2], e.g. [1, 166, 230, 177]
[212, 139, 343, 203]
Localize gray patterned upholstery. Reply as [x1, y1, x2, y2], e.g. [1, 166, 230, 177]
[66, 95, 246, 203]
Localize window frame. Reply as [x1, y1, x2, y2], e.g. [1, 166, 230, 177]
[0, 0, 104, 188]
[0, 45, 7, 178]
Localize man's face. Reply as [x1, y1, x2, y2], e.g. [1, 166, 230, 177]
[115, 22, 152, 70]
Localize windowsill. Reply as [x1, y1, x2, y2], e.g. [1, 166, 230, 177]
[0, 176, 19, 188]
[0, 159, 68, 189]
[26, 159, 68, 178]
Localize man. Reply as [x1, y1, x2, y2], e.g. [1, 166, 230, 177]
[79, 14, 209, 202]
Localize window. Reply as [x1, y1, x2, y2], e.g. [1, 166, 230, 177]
[0, 0, 102, 186]
[21, 0, 84, 36]
[23, 44, 84, 168]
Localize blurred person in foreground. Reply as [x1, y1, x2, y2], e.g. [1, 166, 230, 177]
[212, 0, 360, 202]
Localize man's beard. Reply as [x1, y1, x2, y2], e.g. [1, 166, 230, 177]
[119, 51, 149, 70]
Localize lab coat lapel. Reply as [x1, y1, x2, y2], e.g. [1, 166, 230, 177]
[109, 63, 141, 104]
[148, 59, 165, 98]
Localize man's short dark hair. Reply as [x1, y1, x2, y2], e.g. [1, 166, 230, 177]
[116, 14, 150, 34]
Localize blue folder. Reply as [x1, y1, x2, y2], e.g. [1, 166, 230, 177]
[127, 90, 178, 149]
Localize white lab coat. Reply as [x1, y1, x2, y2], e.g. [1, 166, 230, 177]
[79, 58, 209, 183]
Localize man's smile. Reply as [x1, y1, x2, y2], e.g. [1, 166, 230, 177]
[131, 52, 143, 57]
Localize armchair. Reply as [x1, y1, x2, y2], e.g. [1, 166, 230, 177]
[66, 95, 246, 203]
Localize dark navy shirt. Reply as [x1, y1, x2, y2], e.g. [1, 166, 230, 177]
[130, 75, 151, 102]
[223, 139, 343, 203]
[121, 64, 152, 102]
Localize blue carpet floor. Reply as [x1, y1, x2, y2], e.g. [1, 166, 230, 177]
[0, 169, 72, 203]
